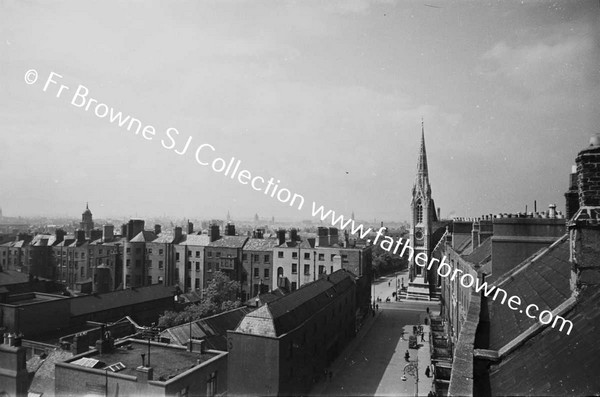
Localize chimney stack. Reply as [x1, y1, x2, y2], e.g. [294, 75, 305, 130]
[328, 227, 339, 246]
[76, 230, 86, 243]
[174, 227, 183, 243]
[90, 229, 103, 241]
[103, 225, 114, 242]
[289, 228, 298, 242]
[154, 224, 162, 235]
[187, 221, 194, 234]
[317, 227, 328, 247]
[569, 134, 600, 294]
[210, 224, 220, 242]
[55, 229, 66, 243]
[277, 229, 286, 245]
[121, 224, 127, 238]
[225, 223, 235, 236]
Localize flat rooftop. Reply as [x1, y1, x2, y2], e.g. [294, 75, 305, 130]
[68, 339, 217, 381]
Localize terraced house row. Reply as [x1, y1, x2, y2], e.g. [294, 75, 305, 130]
[0, 209, 372, 304]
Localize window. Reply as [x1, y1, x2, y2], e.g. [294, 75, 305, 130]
[80, 267, 84, 277]
[208, 263, 213, 272]
[319, 265, 325, 274]
[159, 249, 163, 255]
[330, 266, 333, 273]
[254, 268, 259, 278]
[242, 253, 247, 261]
[126, 259, 131, 267]
[318, 253, 324, 261]
[148, 248, 153, 254]
[195, 278, 200, 289]
[253, 254, 260, 262]
[264, 269, 270, 279]
[216, 252, 221, 258]
[195, 251, 200, 257]
[264, 254, 270, 262]
[291, 282, 297, 291]
[304, 252, 310, 260]
[126, 247, 131, 253]
[196, 262, 200, 271]
[176, 252, 180, 261]
[188, 250, 192, 255]
[147, 276, 152, 285]
[292, 252, 298, 259]
[278, 251, 284, 258]
[75, 252, 79, 259]
[416, 200, 423, 224]
[159, 260, 164, 269]
[330, 254, 335, 261]
[99, 249, 103, 255]
[207, 371, 217, 397]
[304, 264, 310, 275]
[207, 251, 213, 257]
[292, 263, 297, 274]
[277, 267, 284, 278]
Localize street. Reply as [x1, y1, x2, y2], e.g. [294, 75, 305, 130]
[311, 271, 440, 396]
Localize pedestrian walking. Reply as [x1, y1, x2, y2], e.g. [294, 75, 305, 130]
[404, 350, 410, 362]
[376, 304, 379, 311]
[421, 332, 425, 342]
[425, 366, 431, 377]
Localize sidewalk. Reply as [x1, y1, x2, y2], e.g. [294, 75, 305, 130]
[416, 324, 434, 396]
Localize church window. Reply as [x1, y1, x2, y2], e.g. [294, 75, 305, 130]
[416, 200, 423, 224]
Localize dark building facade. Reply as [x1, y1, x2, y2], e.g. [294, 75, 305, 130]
[227, 269, 356, 396]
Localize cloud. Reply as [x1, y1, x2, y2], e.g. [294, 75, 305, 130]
[479, 30, 597, 95]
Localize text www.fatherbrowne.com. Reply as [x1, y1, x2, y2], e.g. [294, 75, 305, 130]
[26, 69, 573, 336]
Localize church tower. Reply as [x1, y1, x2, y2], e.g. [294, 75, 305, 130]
[409, 120, 436, 284]
[80, 203, 94, 238]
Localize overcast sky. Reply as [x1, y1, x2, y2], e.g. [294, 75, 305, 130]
[1, 0, 599, 223]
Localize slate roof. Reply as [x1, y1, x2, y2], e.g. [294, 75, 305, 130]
[0, 270, 30, 286]
[130, 230, 157, 243]
[207, 235, 248, 248]
[236, 269, 355, 337]
[28, 348, 73, 397]
[160, 306, 253, 350]
[488, 235, 571, 350]
[69, 284, 175, 317]
[453, 234, 472, 254]
[244, 237, 280, 251]
[463, 238, 492, 266]
[489, 286, 600, 396]
[178, 234, 211, 246]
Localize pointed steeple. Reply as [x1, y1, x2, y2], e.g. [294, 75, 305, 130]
[414, 118, 431, 194]
[417, 118, 428, 178]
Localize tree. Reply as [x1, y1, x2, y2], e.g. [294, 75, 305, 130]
[158, 271, 242, 328]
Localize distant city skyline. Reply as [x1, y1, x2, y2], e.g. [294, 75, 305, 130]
[1, 1, 598, 223]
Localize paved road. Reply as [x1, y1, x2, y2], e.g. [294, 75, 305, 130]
[317, 301, 436, 396]
[373, 270, 409, 305]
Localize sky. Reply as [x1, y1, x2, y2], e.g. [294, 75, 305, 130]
[1, 0, 599, 223]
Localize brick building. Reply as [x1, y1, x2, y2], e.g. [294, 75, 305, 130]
[241, 229, 279, 299]
[56, 338, 227, 397]
[227, 269, 356, 396]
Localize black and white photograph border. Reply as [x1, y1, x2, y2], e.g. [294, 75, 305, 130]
[1, 1, 599, 396]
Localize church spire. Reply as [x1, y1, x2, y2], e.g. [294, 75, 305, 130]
[415, 118, 431, 194]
